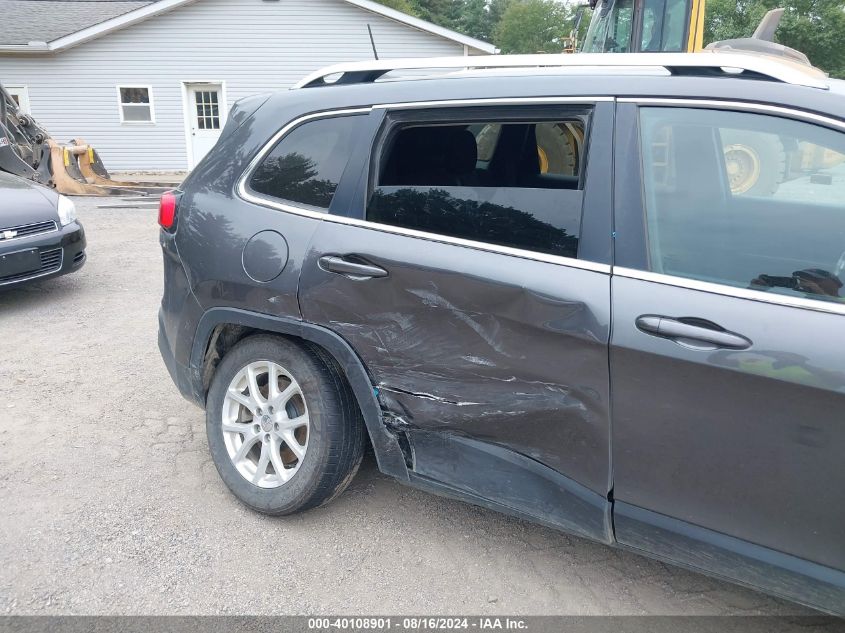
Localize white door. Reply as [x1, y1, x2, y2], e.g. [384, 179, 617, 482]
[185, 83, 224, 166]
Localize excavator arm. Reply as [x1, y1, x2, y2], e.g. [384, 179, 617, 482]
[1, 82, 174, 196]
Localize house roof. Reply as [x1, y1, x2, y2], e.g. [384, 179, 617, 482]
[0, 0, 495, 53]
[0, 1, 154, 46]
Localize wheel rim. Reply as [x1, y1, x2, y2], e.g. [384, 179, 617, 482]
[221, 361, 310, 489]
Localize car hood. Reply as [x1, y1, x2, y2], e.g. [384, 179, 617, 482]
[0, 171, 60, 229]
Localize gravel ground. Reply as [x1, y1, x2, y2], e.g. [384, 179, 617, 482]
[0, 198, 812, 616]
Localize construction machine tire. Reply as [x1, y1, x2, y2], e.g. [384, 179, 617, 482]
[721, 130, 787, 197]
[537, 122, 582, 177]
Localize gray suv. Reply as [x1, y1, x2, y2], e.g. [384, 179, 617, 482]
[158, 52, 845, 614]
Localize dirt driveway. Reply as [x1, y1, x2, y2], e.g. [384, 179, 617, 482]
[0, 199, 809, 616]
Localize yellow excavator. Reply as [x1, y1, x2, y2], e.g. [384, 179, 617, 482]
[549, 0, 843, 195]
[580, 0, 706, 54]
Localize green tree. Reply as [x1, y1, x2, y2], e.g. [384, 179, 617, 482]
[454, 0, 495, 41]
[411, 0, 459, 25]
[374, 0, 420, 15]
[705, 0, 845, 78]
[494, 0, 570, 54]
[488, 0, 516, 25]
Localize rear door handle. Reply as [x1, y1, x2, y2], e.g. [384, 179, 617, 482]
[636, 315, 751, 350]
[318, 255, 388, 279]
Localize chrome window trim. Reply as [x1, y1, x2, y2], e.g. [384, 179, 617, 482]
[618, 98, 845, 132]
[0, 220, 59, 243]
[236, 99, 614, 276]
[615, 267, 845, 316]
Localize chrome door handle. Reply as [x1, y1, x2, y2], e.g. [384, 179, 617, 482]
[636, 315, 752, 350]
[318, 255, 388, 279]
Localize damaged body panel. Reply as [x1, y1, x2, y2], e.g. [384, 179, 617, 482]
[407, 430, 613, 543]
[298, 99, 615, 536]
[300, 225, 612, 498]
[300, 228, 613, 542]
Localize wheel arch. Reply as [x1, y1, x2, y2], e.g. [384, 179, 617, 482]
[191, 307, 410, 481]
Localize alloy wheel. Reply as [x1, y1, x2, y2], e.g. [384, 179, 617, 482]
[221, 361, 310, 488]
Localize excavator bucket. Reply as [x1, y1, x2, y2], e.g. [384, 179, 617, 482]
[46, 138, 175, 196]
[1, 82, 178, 196]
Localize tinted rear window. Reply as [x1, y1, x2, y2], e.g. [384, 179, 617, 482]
[249, 115, 362, 210]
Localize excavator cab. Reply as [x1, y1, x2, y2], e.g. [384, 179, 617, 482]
[581, 0, 705, 54]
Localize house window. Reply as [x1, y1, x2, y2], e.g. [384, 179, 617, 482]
[194, 90, 220, 130]
[117, 86, 154, 123]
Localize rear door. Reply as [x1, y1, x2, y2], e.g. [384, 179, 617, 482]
[611, 100, 845, 611]
[299, 100, 616, 542]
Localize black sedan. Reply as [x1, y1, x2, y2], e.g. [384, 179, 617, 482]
[0, 171, 86, 288]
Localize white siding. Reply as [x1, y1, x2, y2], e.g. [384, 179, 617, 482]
[0, 0, 467, 169]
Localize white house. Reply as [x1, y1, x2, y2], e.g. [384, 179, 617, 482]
[0, 0, 494, 170]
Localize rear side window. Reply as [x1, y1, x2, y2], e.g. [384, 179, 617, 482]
[367, 111, 591, 259]
[639, 107, 845, 304]
[249, 115, 362, 211]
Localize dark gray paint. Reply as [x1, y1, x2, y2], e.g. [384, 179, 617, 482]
[610, 100, 845, 580]
[157, 69, 845, 615]
[300, 220, 612, 498]
[409, 430, 613, 544]
[611, 276, 845, 570]
[0, 170, 59, 227]
[242, 230, 288, 282]
[169, 105, 317, 330]
[299, 99, 615, 503]
[615, 502, 845, 615]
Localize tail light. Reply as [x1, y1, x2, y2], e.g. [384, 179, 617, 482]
[158, 191, 178, 231]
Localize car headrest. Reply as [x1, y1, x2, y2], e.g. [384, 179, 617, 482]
[385, 125, 478, 186]
[446, 128, 479, 176]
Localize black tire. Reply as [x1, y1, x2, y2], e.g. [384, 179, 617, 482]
[205, 334, 366, 515]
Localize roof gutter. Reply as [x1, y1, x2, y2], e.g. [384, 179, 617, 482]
[0, 42, 50, 53]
